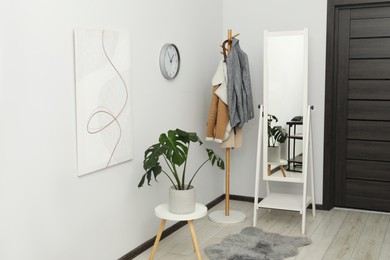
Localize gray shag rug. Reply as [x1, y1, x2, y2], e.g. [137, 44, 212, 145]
[204, 227, 311, 260]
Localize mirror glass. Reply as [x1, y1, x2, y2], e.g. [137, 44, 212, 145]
[263, 29, 308, 179]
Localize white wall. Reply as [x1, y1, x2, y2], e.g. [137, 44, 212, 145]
[222, 0, 327, 203]
[0, 1, 328, 259]
[0, 1, 224, 259]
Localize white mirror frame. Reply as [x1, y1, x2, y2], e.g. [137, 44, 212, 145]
[262, 28, 308, 181]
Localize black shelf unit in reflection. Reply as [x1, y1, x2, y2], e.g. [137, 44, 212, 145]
[286, 120, 303, 172]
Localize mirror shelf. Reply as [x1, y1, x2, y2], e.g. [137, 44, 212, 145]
[258, 193, 312, 212]
[264, 171, 304, 183]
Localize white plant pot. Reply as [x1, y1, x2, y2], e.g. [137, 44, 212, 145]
[169, 185, 196, 214]
[268, 146, 281, 163]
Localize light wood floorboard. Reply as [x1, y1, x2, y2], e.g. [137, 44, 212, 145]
[350, 213, 390, 260]
[322, 211, 369, 260]
[379, 220, 390, 260]
[134, 200, 390, 260]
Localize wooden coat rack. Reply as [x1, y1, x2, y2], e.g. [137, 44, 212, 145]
[208, 29, 246, 224]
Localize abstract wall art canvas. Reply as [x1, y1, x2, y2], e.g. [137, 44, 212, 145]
[74, 28, 133, 176]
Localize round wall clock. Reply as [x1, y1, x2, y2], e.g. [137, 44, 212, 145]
[159, 43, 180, 80]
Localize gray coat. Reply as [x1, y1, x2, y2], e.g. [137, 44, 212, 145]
[226, 39, 254, 128]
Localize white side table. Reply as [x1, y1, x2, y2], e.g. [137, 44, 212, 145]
[150, 203, 207, 260]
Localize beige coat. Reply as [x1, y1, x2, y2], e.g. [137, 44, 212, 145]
[206, 60, 231, 143]
[206, 85, 230, 143]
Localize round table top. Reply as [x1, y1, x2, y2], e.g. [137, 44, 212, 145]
[154, 203, 207, 221]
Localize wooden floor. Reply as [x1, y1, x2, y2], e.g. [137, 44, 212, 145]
[134, 200, 390, 260]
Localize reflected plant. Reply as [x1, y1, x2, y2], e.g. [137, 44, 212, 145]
[268, 114, 287, 147]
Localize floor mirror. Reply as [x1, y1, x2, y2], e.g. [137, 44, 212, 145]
[253, 28, 315, 234]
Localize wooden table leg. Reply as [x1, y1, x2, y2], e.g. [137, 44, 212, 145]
[268, 164, 271, 176]
[149, 219, 167, 260]
[280, 166, 287, 177]
[188, 220, 202, 260]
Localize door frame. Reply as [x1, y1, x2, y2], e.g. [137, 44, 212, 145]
[323, 0, 390, 210]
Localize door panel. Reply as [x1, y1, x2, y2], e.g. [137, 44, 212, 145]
[345, 197, 390, 211]
[350, 18, 390, 38]
[351, 6, 390, 19]
[348, 120, 390, 141]
[349, 60, 390, 79]
[348, 100, 390, 120]
[349, 80, 390, 100]
[346, 160, 390, 182]
[334, 3, 390, 211]
[347, 140, 390, 161]
[350, 38, 390, 58]
[346, 179, 390, 200]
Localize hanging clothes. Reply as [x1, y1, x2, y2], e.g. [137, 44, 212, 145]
[221, 127, 242, 148]
[206, 60, 232, 143]
[226, 38, 254, 128]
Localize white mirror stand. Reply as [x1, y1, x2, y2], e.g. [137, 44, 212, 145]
[253, 29, 315, 234]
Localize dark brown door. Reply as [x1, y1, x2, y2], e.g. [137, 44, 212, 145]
[334, 5, 390, 211]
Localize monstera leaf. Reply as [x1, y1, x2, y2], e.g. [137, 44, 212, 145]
[143, 143, 166, 171]
[268, 114, 278, 138]
[273, 126, 287, 144]
[207, 148, 225, 169]
[268, 114, 287, 147]
[139, 143, 167, 188]
[159, 129, 202, 166]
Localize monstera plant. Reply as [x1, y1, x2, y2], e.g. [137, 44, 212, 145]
[267, 115, 288, 163]
[138, 128, 225, 190]
[268, 114, 287, 147]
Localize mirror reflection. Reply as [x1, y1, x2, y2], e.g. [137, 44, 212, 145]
[264, 30, 307, 178]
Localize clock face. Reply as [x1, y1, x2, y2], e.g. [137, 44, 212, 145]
[160, 44, 180, 79]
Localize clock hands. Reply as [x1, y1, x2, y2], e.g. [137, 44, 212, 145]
[167, 51, 176, 63]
